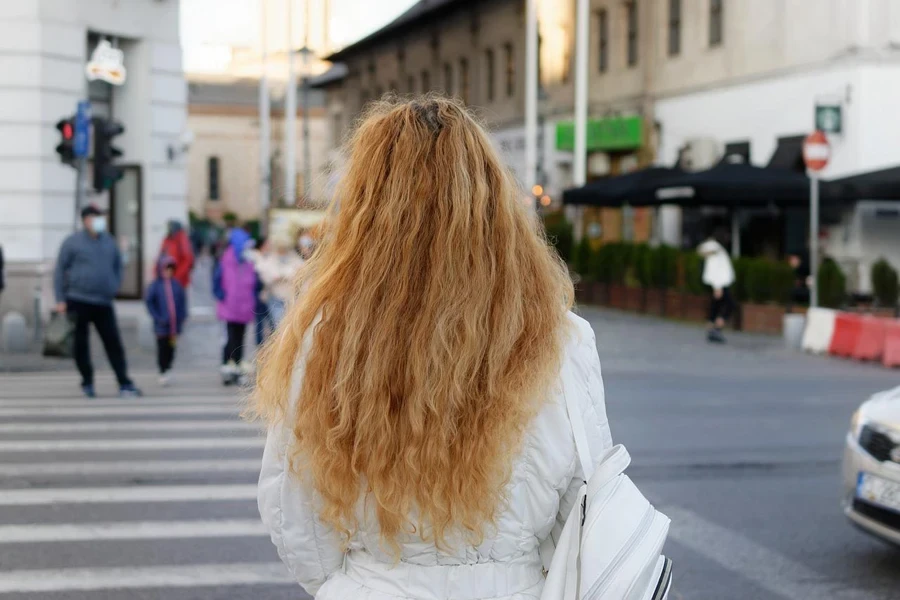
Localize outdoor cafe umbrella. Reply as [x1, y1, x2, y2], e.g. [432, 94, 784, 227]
[562, 167, 685, 207]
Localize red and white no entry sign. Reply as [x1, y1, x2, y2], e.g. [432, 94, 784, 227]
[803, 130, 830, 171]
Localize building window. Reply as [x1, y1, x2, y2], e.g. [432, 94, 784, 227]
[207, 156, 220, 201]
[709, 0, 724, 46]
[443, 62, 453, 95]
[421, 70, 430, 92]
[485, 48, 495, 101]
[598, 10, 609, 73]
[504, 42, 515, 97]
[626, 1, 638, 67]
[407, 74, 416, 94]
[668, 0, 681, 56]
[459, 58, 470, 104]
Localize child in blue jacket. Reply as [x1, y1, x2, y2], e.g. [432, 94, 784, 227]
[145, 256, 188, 386]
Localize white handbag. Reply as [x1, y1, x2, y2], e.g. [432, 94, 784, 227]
[539, 361, 673, 600]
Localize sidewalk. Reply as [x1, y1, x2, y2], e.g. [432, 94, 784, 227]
[0, 257, 257, 374]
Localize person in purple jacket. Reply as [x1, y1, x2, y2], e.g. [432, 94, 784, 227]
[145, 256, 188, 386]
[213, 227, 258, 385]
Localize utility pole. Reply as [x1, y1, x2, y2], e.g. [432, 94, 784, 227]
[573, 0, 589, 188]
[284, 0, 297, 207]
[259, 0, 271, 227]
[524, 0, 538, 198]
[301, 0, 312, 203]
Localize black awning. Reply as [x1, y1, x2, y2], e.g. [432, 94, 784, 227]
[767, 135, 806, 172]
[828, 166, 900, 201]
[562, 167, 685, 207]
[654, 163, 840, 207]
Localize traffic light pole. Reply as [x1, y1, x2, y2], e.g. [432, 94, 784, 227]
[74, 157, 87, 231]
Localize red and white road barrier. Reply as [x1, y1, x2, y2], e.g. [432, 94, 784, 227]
[803, 308, 899, 368]
[801, 308, 837, 355]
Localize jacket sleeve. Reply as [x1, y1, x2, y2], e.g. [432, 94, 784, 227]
[258, 404, 345, 594]
[144, 284, 164, 324]
[175, 283, 188, 326]
[551, 316, 614, 545]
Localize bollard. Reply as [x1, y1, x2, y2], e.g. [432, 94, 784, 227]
[783, 314, 806, 351]
[1, 311, 30, 353]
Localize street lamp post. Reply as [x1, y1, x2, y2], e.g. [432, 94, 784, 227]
[300, 46, 313, 204]
[284, 0, 297, 207]
[259, 0, 271, 229]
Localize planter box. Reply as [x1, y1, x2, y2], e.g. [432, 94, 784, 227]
[624, 287, 645, 313]
[644, 288, 665, 316]
[590, 282, 609, 306]
[663, 289, 683, 319]
[682, 293, 708, 322]
[741, 303, 786, 335]
[608, 284, 628, 310]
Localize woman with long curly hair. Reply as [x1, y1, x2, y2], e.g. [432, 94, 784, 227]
[251, 97, 614, 599]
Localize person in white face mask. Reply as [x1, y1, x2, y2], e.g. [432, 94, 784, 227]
[53, 204, 142, 398]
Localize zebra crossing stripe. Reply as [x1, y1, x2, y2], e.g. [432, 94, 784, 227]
[0, 397, 240, 407]
[0, 405, 238, 417]
[0, 484, 258, 506]
[0, 458, 261, 477]
[0, 438, 264, 452]
[0, 519, 268, 543]
[0, 562, 293, 593]
[0, 420, 257, 433]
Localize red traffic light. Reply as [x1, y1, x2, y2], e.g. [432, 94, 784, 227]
[62, 122, 74, 140]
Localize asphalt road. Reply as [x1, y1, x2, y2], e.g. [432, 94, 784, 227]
[0, 306, 898, 599]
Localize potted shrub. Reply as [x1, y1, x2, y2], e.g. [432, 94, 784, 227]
[740, 259, 793, 334]
[654, 245, 679, 317]
[624, 243, 648, 312]
[681, 250, 708, 322]
[818, 257, 846, 310]
[573, 237, 595, 304]
[543, 212, 574, 265]
[606, 243, 630, 310]
[871, 258, 899, 317]
[590, 244, 612, 306]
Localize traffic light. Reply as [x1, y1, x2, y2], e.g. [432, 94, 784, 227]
[92, 117, 125, 192]
[55, 117, 76, 166]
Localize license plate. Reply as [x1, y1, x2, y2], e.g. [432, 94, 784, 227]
[857, 472, 900, 514]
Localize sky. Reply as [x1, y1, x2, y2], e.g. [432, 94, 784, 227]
[180, 0, 418, 72]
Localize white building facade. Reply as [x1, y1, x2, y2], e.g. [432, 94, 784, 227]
[0, 0, 187, 324]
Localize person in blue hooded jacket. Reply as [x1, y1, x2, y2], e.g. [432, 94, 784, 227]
[145, 256, 188, 386]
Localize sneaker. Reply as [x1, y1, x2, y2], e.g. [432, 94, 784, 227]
[119, 383, 143, 398]
[221, 361, 239, 386]
[81, 384, 96, 399]
[707, 329, 727, 344]
[159, 372, 171, 387]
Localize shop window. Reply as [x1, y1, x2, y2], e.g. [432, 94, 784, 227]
[443, 62, 453, 95]
[598, 10, 609, 73]
[485, 48, 495, 101]
[626, 1, 639, 67]
[668, 0, 681, 56]
[459, 58, 469, 104]
[504, 42, 515, 98]
[208, 156, 220, 201]
[710, 0, 724, 46]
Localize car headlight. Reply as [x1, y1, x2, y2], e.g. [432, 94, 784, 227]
[850, 410, 862, 439]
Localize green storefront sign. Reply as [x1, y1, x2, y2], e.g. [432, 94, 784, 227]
[556, 116, 643, 152]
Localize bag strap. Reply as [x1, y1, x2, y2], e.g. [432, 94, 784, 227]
[560, 354, 595, 480]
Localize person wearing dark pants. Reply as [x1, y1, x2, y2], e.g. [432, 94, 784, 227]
[54, 205, 142, 398]
[145, 256, 188, 387]
[223, 322, 248, 364]
[68, 299, 134, 392]
[698, 233, 736, 344]
[157, 337, 176, 374]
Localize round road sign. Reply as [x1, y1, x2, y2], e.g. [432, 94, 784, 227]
[803, 130, 830, 172]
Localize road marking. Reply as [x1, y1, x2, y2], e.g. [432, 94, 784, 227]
[0, 437, 264, 452]
[0, 397, 240, 407]
[0, 519, 268, 543]
[0, 419, 258, 433]
[0, 458, 261, 477]
[0, 562, 292, 593]
[665, 506, 874, 600]
[0, 484, 258, 506]
[0, 405, 238, 417]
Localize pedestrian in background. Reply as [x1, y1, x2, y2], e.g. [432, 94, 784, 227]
[0, 244, 5, 303]
[254, 232, 303, 327]
[145, 256, 187, 386]
[54, 205, 141, 398]
[248, 237, 275, 346]
[159, 220, 195, 289]
[213, 227, 257, 385]
[698, 231, 736, 344]
[249, 98, 622, 599]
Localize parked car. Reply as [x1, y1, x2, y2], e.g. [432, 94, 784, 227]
[842, 385, 900, 546]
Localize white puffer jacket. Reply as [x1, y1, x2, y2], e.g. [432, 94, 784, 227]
[258, 313, 613, 599]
